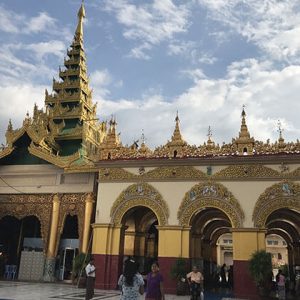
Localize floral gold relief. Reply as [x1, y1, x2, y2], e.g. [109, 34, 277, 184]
[110, 183, 169, 225]
[177, 181, 244, 228]
[253, 181, 300, 228]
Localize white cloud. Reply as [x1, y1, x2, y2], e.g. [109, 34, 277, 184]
[103, 0, 190, 59]
[0, 5, 22, 33]
[24, 41, 66, 60]
[0, 5, 72, 40]
[0, 84, 46, 144]
[197, 0, 300, 62]
[24, 12, 56, 34]
[93, 58, 300, 148]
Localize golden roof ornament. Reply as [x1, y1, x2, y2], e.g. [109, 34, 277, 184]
[234, 106, 255, 155]
[277, 120, 286, 151]
[75, 2, 86, 42]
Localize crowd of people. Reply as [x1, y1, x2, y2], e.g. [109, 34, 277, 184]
[84, 257, 300, 300]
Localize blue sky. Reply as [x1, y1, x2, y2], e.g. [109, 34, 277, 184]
[1, 0, 300, 148]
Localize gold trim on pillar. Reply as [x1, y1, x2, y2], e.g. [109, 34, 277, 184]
[110, 183, 169, 226]
[252, 180, 300, 228]
[81, 193, 95, 253]
[47, 194, 61, 258]
[55, 193, 88, 254]
[177, 181, 244, 227]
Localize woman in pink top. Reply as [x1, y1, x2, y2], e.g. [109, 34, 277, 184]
[186, 266, 204, 300]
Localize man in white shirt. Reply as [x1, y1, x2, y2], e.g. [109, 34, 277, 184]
[85, 258, 96, 300]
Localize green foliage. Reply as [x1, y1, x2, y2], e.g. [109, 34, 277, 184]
[170, 257, 188, 280]
[249, 250, 272, 287]
[72, 253, 91, 279]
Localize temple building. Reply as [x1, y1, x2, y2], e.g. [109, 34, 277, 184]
[0, 3, 300, 300]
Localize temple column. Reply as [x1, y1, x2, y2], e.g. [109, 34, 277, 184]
[232, 228, 266, 300]
[44, 194, 61, 282]
[81, 193, 94, 253]
[157, 225, 190, 294]
[92, 224, 124, 289]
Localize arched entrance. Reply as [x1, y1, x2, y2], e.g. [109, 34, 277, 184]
[190, 207, 233, 290]
[108, 183, 169, 282]
[178, 181, 244, 292]
[0, 215, 42, 279]
[253, 181, 300, 292]
[121, 206, 158, 274]
[57, 214, 79, 281]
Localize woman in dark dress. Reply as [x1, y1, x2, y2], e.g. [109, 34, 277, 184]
[145, 262, 165, 300]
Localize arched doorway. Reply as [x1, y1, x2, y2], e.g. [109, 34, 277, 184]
[0, 215, 42, 279]
[190, 207, 232, 290]
[253, 181, 300, 282]
[57, 215, 79, 281]
[265, 209, 300, 278]
[178, 182, 244, 293]
[121, 206, 158, 274]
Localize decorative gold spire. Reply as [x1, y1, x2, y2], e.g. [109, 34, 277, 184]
[277, 120, 285, 150]
[206, 126, 215, 152]
[44, 2, 102, 156]
[75, 2, 86, 42]
[170, 111, 186, 146]
[235, 106, 254, 155]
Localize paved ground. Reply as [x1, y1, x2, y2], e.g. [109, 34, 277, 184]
[0, 281, 241, 300]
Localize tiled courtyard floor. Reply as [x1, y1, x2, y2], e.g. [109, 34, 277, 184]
[0, 281, 241, 300]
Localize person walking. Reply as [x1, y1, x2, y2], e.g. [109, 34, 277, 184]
[276, 269, 286, 300]
[85, 258, 96, 300]
[145, 262, 165, 300]
[220, 264, 227, 288]
[118, 259, 144, 300]
[186, 265, 204, 300]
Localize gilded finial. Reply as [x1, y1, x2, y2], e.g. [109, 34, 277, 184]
[75, 1, 86, 41]
[277, 120, 283, 139]
[241, 104, 246, 117]
[7, 119, 13, 131]
[175, 110, 179, 122]
[141, 129, 146, 144]
[207, 126, 212, 140]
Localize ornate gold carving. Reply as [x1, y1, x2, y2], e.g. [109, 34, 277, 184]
[56, 193, 94, 254]
[178, 181, 244, 227]
[99, 166, 207, 182]
[0, 146, 14, 159]
[0, 194, 53, 250]
[288, 167, 300, 178]
[143, 166, 207, 180]
[253, 181, 300, 228]
[28, 142, 81, 168]
[110, 183, 169, 226]
[99, 168, 138, 181]
[213, 165, 281, 179]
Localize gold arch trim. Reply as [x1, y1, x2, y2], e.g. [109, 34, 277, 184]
[0, 194, 53, 249]
[212, 164, 281, 179]
[99, 166, 206, 182]
[110, 183, 169, 226]
[177, 181, 244, 228]
[253, 181, 300, 228]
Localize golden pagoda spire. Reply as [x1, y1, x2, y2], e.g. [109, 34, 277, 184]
[171, 111, 185, 144]
[235, 106, 254, 155]
[239, 106, 251, 139]
[277, 120, 285, 150]
[206, 126, 215, 149]
[75, 1, 86, 42]
[43, 2, 102, 156]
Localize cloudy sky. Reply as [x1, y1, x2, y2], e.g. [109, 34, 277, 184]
[1, 0, 300, 148]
